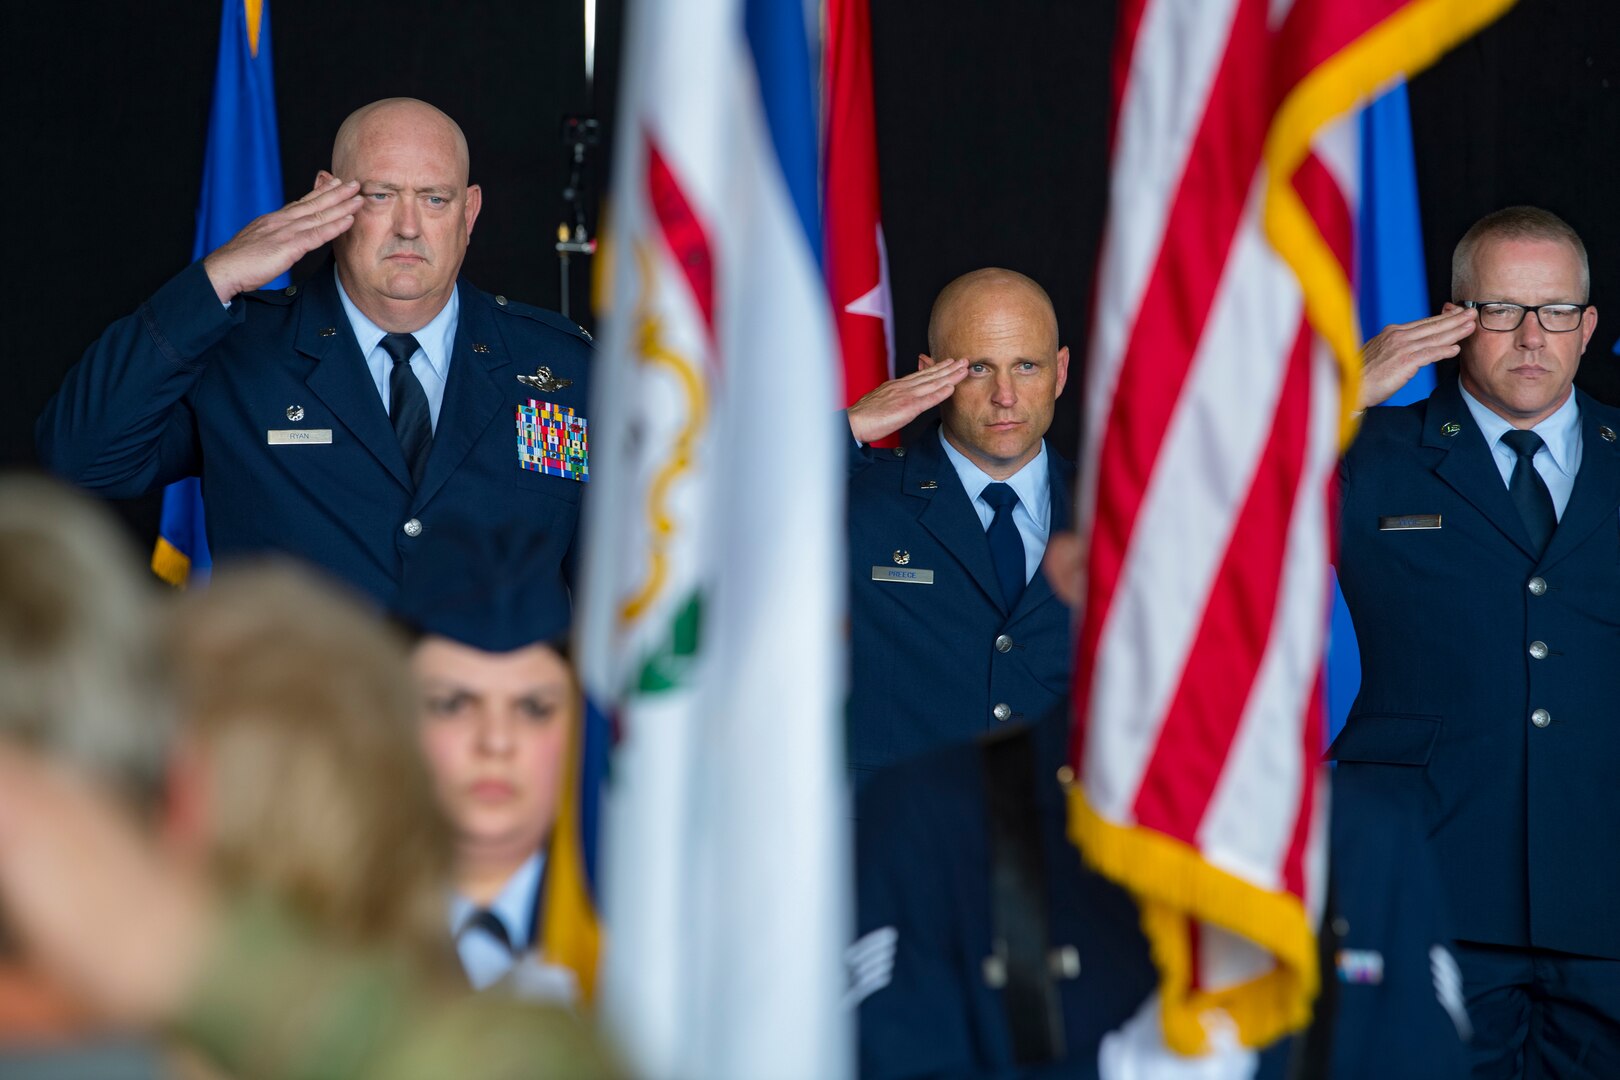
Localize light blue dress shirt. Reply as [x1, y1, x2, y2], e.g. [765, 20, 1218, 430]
[449, 851, 543, 991]
[938, 430, 1051, 585]
[335, 275, 458, 433]
[1459, 383, 1582, 520]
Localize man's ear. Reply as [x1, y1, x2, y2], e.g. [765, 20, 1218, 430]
[1441, 301, 1460, 314]
[315, 169, 336, 188]
[464, 184, 483, 237]
[1054, 345, 1071, 398]
[917, 353, 936, 371]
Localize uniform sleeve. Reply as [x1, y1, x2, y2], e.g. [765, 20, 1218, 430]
[854, 768, 985, 1080]
[36, 260, 243, 495]
[174, 898, 622, 1080]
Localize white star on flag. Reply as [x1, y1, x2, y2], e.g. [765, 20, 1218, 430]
[842, 224, 895, 379]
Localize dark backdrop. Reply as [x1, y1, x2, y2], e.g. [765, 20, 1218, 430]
[5, 0, 1617, 546]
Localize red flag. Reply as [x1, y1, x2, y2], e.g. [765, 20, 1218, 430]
[823, 0, 894, 442]
[1070, 0, 1515, 1054]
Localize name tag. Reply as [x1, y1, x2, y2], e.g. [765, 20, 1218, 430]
[1378, 514, 1441, 531]
[1336, 948, 1384, 985]
[267, 429, 333, 445]
[872, 566, 934, 585]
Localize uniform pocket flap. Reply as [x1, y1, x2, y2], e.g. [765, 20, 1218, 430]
[1327, 713, 1441, 765]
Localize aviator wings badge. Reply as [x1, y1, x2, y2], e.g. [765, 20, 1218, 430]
[517, 365, 573, 393]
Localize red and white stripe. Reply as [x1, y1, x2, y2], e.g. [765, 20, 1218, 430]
[1073, 0, 1377, 1000]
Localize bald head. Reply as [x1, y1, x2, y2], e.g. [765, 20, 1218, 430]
[332, 98, 470, 185]
[322, 98, 483, 333]
[927, 268, 1059, 359]
[922, 267, 1068, 479]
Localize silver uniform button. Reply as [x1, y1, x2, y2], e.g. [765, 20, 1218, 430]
[1049, 946, 1081, 980]
[402, 518, 423, 538]
[995, 634, 1013, 653]
[1531, 708, 1551, 728]
[1529, 641, 1549, 660]
[992, 703, 1012, 722]
[495, 295, 508, 306]
[1528, 577, 1547, 596]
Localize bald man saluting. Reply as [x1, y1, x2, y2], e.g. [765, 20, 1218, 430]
[845, 268, 1072, 784]
[40, 98, 592, 615]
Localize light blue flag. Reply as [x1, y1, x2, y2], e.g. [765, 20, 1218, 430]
[153, 0, 285, 586]
[1327, 80, 1434, 743]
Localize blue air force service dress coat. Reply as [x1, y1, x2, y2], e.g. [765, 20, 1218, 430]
[846, 429, 1075, 784]
[1330, 377, 1620, 960]
[854, 707, 1470, 1079]
[37, 261, 592, 614]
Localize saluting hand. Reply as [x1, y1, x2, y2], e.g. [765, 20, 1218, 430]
[846, 356, 969, 444]
[1358, 307, 1478, 410]
[201, 176, 364, 304]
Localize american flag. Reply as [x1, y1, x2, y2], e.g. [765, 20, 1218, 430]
[1069, 0, 1514, 1053]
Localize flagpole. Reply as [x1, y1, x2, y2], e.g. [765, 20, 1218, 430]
[555, 0, 600, 319]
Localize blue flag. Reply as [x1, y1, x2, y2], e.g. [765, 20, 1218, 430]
[152, 0, 285, 586]
[1327, 81, 1434, 742]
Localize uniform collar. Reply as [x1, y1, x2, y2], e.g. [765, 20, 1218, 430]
[334, 272, 458, 385]
[449, 850, 544, 947]
[1458, 381, 1582, 479]
[937, 429, 1051, 531]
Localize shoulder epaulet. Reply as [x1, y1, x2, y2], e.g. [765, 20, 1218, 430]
[489, 293, 593, 344]
[241, 283, 302, 306]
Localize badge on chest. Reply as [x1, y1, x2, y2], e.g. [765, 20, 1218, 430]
[516, 399, 589, 482]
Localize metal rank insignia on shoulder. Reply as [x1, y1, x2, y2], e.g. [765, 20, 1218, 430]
[517, 365, 573, 393]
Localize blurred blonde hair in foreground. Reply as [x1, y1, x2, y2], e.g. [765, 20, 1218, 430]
[0, 473, 171, 803]
[165, 560, 455, 960]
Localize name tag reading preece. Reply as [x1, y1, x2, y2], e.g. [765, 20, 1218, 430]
[872, 566, 934, 585]
[267, 429, 334, 445]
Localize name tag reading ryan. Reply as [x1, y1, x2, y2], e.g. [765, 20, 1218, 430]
[267, 429, 334, 445]
[872, 566, 934, 585]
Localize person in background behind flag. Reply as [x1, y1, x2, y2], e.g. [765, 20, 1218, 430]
[1333, 205, 1620, 1074]
[850, 530, 1470, 1080]
[394, 523, 584, 1005]
[38, 98, 593, 614]
[843, 268, 1073, 785]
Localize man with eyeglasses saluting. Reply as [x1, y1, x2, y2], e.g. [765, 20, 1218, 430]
[1331, 206, 1619, 1076]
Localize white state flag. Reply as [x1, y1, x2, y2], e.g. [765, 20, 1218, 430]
[577, 0, 851, 1077]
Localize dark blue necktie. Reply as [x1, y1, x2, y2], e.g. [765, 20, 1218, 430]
[382, 332, 432, 487]
[460, 907, 515, 955]
[1501, 428, 1557, 555]
[981, 482, 1026, 610]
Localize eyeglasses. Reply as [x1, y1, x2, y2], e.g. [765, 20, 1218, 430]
[1461, 300, 1589, 333]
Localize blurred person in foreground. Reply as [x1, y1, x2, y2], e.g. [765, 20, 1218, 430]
[394, 525, 583, 1003]
[0, 474, 176, 1077]
[0, 475, 619, 1079]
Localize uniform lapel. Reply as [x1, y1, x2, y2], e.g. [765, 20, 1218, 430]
[299, 265, 413, 491]
[906, 431, 1006, 610]
[1424, 378, 1540, 558]
[1007, 447, 1072, 621]
[1540, 392, 1620, 570]
[413, 282, 504, 510]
